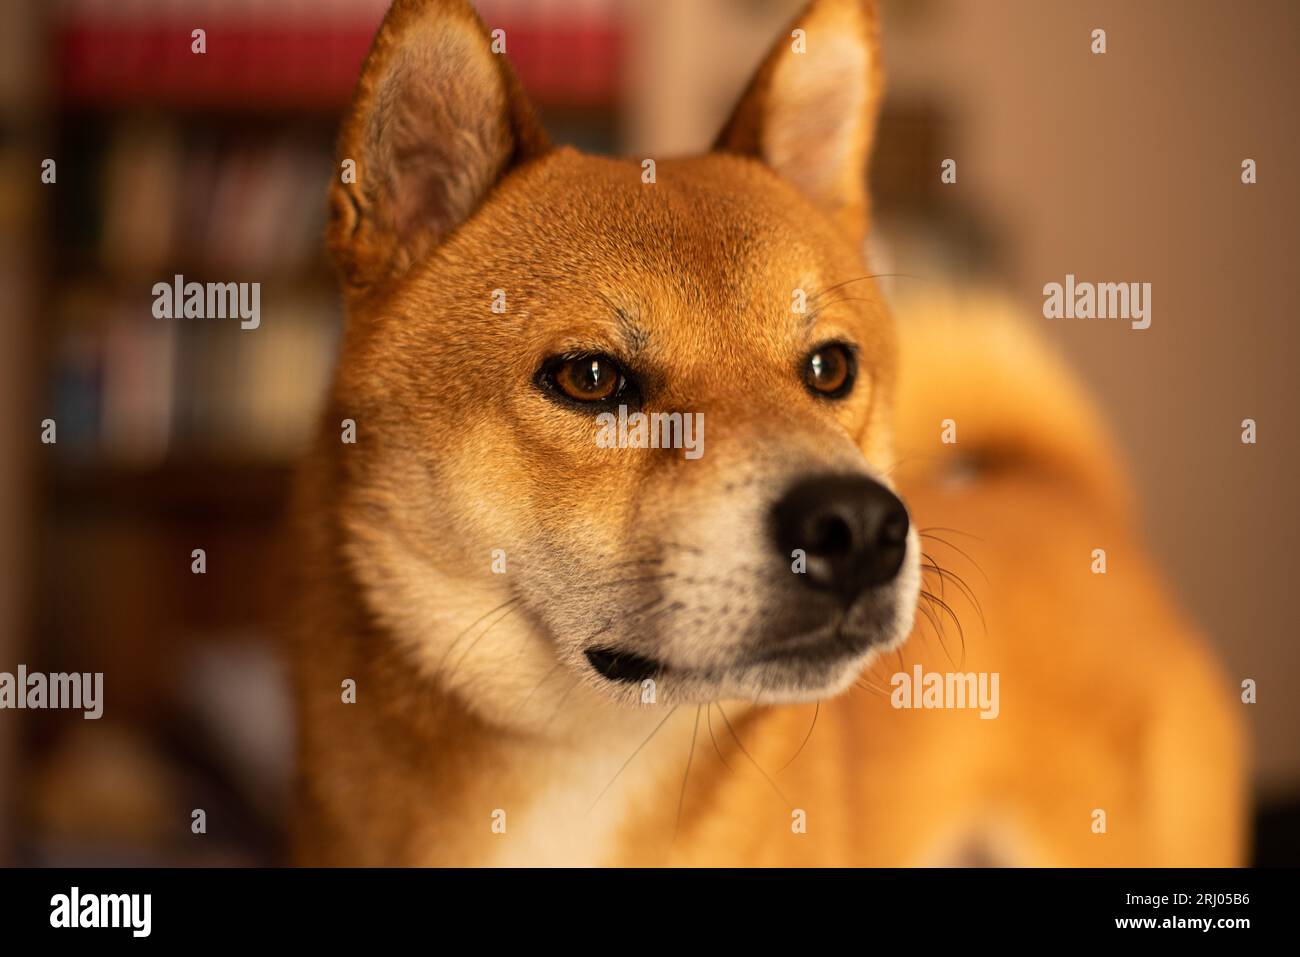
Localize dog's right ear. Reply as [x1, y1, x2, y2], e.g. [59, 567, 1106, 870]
[328, 0, 549, 292]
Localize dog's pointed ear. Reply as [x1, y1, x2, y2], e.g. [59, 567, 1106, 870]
[714, 0, 883, 244]
[329, 0, 549, 292]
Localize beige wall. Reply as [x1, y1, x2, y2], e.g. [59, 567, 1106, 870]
[626, 0, 1300, 791]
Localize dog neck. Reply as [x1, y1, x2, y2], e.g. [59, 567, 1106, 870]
[294, 548, 735, 864]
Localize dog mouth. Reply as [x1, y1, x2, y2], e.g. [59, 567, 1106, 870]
[585, 647, 664, 684]
[584, 629, 874, 687]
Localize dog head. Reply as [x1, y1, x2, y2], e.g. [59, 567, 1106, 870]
[324, 0, 918, 725]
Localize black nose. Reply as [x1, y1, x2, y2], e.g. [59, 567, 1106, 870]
[771, 474, 909, 603]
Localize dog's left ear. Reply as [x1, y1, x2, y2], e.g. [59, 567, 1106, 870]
[715, 0, 883, 244]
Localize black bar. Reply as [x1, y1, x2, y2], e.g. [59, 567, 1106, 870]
[0, 867, 1282, 943]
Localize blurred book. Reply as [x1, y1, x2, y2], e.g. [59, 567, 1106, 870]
[57, 0, 626, 111]
[51, 285, 340, 466]
[95, 123, 331, 276]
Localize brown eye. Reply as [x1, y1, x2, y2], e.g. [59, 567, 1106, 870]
[804, 343, 856, 398]
[548, 355, 624, 403]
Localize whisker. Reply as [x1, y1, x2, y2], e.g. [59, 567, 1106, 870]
[674, 706, 702, 842]
[542, 674, 582, 728]
[520, 661, 564, 712]
[918, 531, 991, 586]
[811, 295, 887, 315]
[583, 596, 674, 645]
[433, 595, 521, 683]
[776, 702, 820, 773]
[920, 559, 987, 636]
[588, 707, 679, 813]
[853, 678, 891, 699]
[921, 552, 947, 599]
[920, 589, 967, 667]
[810, 272, 925, 304]
[716, 703, 791, 807]
[881, 453, 950, 479]
[856, 653, 896, 698]
[444, 598, 527, 685]
[918, 525, 984, 542]
[916, 597, 955, 666]
[707, 703, 735, 774]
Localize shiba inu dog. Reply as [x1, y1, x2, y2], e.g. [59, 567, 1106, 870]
[287, 0, 1245, 866]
